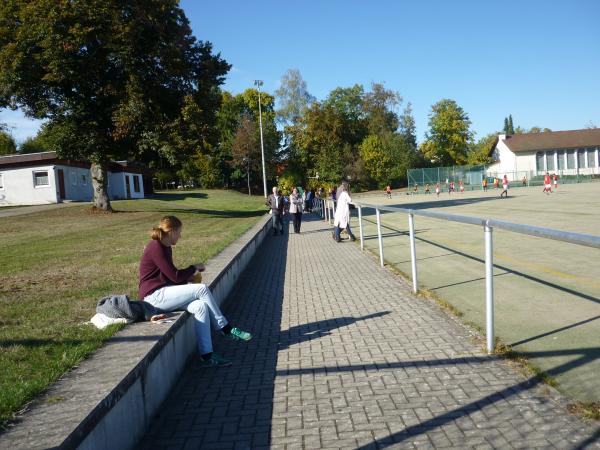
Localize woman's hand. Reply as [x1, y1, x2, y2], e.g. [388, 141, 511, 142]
[194, 263, 206, 272]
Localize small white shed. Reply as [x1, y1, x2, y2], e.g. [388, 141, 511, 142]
[0, 152, 150, 206]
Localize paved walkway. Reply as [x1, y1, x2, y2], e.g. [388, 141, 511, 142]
[139, 214, 599, 449]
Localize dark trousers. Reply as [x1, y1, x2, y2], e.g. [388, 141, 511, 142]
[292, 212, 302, 233]
[334, 224, 356, 241]
[271, 213, 283, 234]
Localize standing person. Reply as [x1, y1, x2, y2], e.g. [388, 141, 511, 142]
[435, 183, 440, 197]
[500, 174, 509, 198]
[413, 183, 418, 195]
[385, 185, 392, 199]
[289, 187, 303, 233]
[139, 216, 252, 367]
[305, 189, 314, 213]
[493, 178, 499, 190]
[459, 180, 464, 193]
[448, 181, 454, 194]
[543, 172, 552, 194]
[266, 186, 285, 235]
[522, 176, 527, 187]
[482, 178, 488, 191]
[425, 183, 430, 194]
[332, 181, 356, 242]
[553, 174, 559, 190]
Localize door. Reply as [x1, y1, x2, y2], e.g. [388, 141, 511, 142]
[57, 169, 66, 200]
[125, 175, 131, 199]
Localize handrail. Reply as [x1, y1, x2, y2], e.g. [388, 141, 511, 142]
[332, 198, 600, 354]
[352, 201, 600, 250]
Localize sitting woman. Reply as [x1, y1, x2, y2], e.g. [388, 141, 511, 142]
[139, 216, 251, 367]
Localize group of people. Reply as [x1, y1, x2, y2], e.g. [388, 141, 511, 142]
[265, 186, 316, 235]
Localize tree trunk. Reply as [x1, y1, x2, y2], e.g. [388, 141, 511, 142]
[90, 162, 112, 211]
[247, 170, 251, 196]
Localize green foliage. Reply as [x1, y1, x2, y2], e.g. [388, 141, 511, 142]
[0, 130, 16, 155]
[276, 173, 297, 195]
[468, 133, 498, 165]
[0, 1, 230, 208]
[275, 69, 315, 125]
[422, 99, 473, 166]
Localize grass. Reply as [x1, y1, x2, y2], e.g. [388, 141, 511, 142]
[0, 189, 265, 427]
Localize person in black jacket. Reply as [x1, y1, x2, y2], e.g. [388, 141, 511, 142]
[266, 186, 285, 235]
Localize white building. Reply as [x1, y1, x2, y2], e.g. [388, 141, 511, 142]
[0, 152, 151, 206]
[489, 128, 600, 181]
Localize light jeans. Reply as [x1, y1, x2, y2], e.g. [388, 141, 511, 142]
[144, 283, 228, 355]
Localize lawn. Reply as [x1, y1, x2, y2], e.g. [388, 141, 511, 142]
[0, 189, 266, 426]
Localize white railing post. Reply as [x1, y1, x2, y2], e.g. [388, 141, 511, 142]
[376, 208, 384, 267]
[358, 205, 364, 251]
[484, 221, 494, 354]
[325, 200, 329, 222]
[408, 212, 418, 293]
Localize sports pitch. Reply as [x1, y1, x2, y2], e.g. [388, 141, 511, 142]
[353, 182, 600, 403]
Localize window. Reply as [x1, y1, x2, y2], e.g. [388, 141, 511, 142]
[34, 171, 49, 187]
[577, 149, 586, 168]
[133, 175, 141, 193]
[70, 171, 77, 186]
[0, 173, 3, 189]
[567, 150, 575, 169]
[557, 150, 565, 170]
[81, 174, 87, 186]
[546, 151, 555, 171]
[536, 152, 545, 171]
[588, 148, 597, 168]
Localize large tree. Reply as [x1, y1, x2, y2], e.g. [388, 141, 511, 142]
[275, 69, 315, 126]
[420, 99, 473, 166]
[0, 0, 229, 210]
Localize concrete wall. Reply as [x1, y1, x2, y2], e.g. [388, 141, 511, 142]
[58, 165, 94, 201]
[73, 215, 272, 450]
[0, 165, 58, 206]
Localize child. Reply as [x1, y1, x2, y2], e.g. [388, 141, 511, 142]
[425, 183, 430, 194]
[553, 174, 559, 190]
[459, 180, 464, 193]
[543, 172, 552, 194]
[435, 183, 440, 197]
[500, 175, 509, 198]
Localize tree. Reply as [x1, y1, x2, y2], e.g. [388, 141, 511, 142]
[503, 117, 509, 135]
[468, 133, 497, 165]
[0, 1, 229, 210]
[421, 99, 473, 166]
[0, 129, 16, 155]
[275, 69, 315, 126]
[508, 115, 514, 134]
[399, 102, 417, 152]
[231, 115, 260, 195]
[359, 133, 415, 187]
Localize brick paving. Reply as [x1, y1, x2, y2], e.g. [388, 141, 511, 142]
[139, 214, 600, 450]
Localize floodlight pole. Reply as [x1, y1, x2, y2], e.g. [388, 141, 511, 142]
[254, 80, 267, 198]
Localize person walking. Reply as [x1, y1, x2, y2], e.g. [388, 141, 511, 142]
[543, 172, 552, 194]
[333, 181, 356, 242]
[553, 174, 559, 190]
[139, 216, 252, 367]
[500, 174, 509, 198]
[266, 186, 285, 235]
[289, 187, 303, 233]
[385, 185, 392, 199]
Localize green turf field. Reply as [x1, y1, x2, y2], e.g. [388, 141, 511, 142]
[353, 182, 600, 403]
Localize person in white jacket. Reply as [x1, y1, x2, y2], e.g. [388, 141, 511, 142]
[333, 181, 356, 242]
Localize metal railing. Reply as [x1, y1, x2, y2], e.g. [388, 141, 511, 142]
[314, 197, 600, 354]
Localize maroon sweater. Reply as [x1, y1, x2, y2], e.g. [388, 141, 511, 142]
[138, 239, 195, 299]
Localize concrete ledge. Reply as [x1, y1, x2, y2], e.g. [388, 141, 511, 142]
[0, 214, 272, 450]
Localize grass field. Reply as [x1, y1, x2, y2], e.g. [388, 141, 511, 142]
[0, 190, 265, 426]
[354, 182, 600, 405]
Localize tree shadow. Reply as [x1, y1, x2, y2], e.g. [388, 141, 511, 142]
[148, 192, 208, 201]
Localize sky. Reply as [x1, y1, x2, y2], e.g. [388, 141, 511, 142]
[2, 0, 599, 144]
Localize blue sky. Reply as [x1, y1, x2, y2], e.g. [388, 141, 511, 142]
[2, 0, 599, 144]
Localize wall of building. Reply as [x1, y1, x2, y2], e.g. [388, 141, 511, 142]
[0, 165, 59, 206]
[57, 165, 94, 202]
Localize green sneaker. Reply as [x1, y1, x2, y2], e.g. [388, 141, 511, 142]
[226, 327, 252, 342]
[198, 353, 231, 367]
